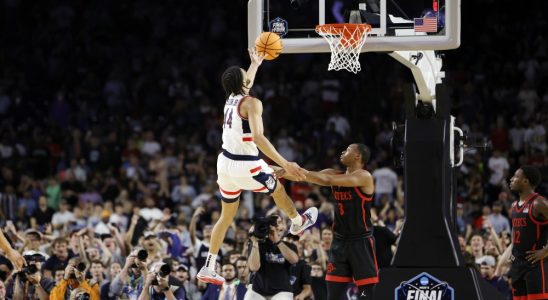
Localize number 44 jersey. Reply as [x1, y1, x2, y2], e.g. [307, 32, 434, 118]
[221, 95, 259, 156]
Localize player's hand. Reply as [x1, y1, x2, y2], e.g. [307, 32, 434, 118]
[248, 47, 265, 66]
[273, 168, 287, 179]
[282, 162, 308, 181]
[5, 248, 25, 271]
[526, 248, 548, 264]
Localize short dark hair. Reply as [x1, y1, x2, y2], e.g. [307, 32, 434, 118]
[521, 165, 541, 188]
[222, 262, 238, 277]
[355, 144, 371, 165]
[222, 66, 245, 97]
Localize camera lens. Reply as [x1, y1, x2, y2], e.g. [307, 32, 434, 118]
[76, 262, 86, 272]
[158, 264, 171, 277]
[137, 249, 148, 261]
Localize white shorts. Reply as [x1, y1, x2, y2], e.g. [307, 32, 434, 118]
[217, 152, 277, 202]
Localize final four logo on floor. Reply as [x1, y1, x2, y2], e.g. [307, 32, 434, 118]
[395, 272, 454, 300]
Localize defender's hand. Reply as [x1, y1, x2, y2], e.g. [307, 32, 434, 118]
[282, 162, 308, 181]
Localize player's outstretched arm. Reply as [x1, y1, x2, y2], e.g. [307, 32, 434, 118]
[305, 170, 374, 191]
[245, 98, 307, 180]
[244, 48, 264, 92]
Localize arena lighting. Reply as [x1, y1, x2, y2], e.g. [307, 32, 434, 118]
[290, 0, 309, 10]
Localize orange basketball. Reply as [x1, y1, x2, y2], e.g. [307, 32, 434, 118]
[255, 32, 283, 60]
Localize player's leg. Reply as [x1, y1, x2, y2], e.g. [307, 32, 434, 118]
[510, 276, 526, 300]
[326, 239, 353, 300]
[523, 260, 548, 300]
[197, 174, 241, 285]
[250, 161, 318, 234]
[326, 282, 349, 300]
[357, 284, 375, 299]
[349, 237, 378, 299]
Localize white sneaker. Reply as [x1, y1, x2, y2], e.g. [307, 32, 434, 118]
[289, 207, 318, 235]
[197, 266, 225, 285]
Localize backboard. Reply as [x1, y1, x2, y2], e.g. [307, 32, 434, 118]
[248, 0, 460, 53]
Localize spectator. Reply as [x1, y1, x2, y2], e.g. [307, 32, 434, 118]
[310, 262, 327, 300]
[7, 251, 55, 300]
[50, 257, 100, 299]
[43, 237, 74, 279]
[175, 265, 201, 300]
[138, 262, 186, 300]
[372, 161, 398, 205]
[486, 150, 510, 205]
[486, 201, 510, 235]
[478, 255, 511, 298]
[109, 249, 148, 299]
[235, 256, 250, 286]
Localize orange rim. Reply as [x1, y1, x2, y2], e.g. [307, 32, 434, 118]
[316, 23, 371, 48]
[316, 23, 371, 37]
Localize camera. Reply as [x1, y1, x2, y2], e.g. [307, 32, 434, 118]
[75, 293, 90, 300]
[151, 263, 171, 286]
[70, 262, 87, 279]
[18, 264, 39, 282]
[251, 216, 278, 242]
[132, 249, 148, 268]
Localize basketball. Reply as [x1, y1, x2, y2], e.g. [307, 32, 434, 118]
[255, 32, 283, 60]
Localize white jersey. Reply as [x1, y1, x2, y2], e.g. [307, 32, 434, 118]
[221, 94, 259, 156]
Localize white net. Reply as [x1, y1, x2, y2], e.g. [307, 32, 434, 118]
[315, 24, 371, 74]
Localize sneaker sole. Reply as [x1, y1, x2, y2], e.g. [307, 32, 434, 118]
[197, 274, 225, 285]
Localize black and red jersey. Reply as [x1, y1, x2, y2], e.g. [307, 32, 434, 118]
[511, 193, 548, 260]
[331, 185, 374, 239]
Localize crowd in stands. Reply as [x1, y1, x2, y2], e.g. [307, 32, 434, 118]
[0, 0, 545, 299]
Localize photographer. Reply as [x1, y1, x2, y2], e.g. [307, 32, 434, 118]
[138, 262, 186, 300]
[7, 251, 55, 300]
[244, 215, 298, 300]
[109, 249, 149, 299]
[50, 257, 100, 299]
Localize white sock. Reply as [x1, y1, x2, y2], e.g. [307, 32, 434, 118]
[205, 253, 217, 271]
[291, 215, 303, 226]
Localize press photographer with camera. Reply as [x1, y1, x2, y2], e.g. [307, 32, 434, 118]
[138, 262, 186, 300]
[6, 251, 55, 300]
[109, 248, 149, 299]
[50, 257, 100, 299]
[244, 215, 298, 300]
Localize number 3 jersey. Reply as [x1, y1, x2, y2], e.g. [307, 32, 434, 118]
[221, 94, 259, 156]
[331, 185, 374, 239]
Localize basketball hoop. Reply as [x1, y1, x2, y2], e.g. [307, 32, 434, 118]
[315, 23, 371, 73]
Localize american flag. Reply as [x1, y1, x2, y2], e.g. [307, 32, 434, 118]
[414, 17, 438, 32]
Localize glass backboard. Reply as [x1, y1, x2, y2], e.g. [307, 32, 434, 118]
[248, 0, 460, 53]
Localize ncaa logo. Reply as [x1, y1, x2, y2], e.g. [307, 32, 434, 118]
[395, 272, 454, 300]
